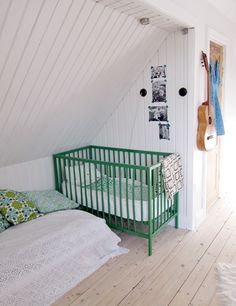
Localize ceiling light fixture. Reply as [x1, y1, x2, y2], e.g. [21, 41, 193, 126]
[139, 17, 150, 25]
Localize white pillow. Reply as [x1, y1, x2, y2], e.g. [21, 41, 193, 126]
[65, 162, 101, 186]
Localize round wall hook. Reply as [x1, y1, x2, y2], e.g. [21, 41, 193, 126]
[140, 88, 147, 97]
[179, 87, 187, 97]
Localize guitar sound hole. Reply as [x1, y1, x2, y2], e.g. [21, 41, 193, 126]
[208, 117, 212, 125]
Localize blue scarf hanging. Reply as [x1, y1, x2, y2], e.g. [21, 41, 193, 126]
[210, 58, 225, 136]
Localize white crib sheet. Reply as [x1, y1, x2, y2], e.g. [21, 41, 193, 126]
[62, 179, 168, 222]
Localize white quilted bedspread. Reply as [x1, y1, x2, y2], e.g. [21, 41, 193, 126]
[0, 210, 128, 306]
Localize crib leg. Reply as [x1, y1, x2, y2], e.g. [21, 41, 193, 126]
[175, 215, 179, 229]
[175, 192, 179, 229]
[148, 236, 152, 256]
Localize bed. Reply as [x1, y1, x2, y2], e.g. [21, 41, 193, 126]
[0, 209, 127, 306]
[53, 145, 179, 256]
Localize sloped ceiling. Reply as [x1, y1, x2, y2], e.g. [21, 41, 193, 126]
[207, 0, 236, 25]
[0, 0, 186, 167]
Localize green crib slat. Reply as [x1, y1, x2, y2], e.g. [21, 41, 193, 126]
[155, 168, 159, 232]
[113, 165, 117, 226]
[81, 151, 88, 210]
[125, 168, 130, 230]
[160, 165, 163, 225]
[123, 151, 126, 178]
[147, 168, 153, 256]
[134, 152, 137, 180]
[88, 161, 94, 213]
[100, 164, 105, 219]
[76, 151, 84, 206]
[99, 148, 102, 163]
[118, 151, 121, 164]
[140, 169, 144, 234]
[94, 162, 99, 217]
[164, 185, 167, 223]
[119, 166, 123, 228]
[128, 152, 131, 178]
[152, 168, 155, 232]
[58, 158, 63, 193]
[108, 150, 111, 177]
[72, 152, 78, 203]
[132, 168, 137, 232]
[175, 192, 179, 228]
[53, 156, 59, 192]
[151, 153, 154, 166]
[103, 149, 106, 164]
[94, 148, 97, 161]
[63, 158, 68, 198]
[67, 157, 73, 201]
[139, 153, 142, 182]
[106, 164, 111, 224]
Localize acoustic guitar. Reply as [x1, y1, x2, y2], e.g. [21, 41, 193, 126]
[197, 51, 217, 151]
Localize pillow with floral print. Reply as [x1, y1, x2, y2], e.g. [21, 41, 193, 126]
[0, 190, 42, 225]
[0, 213, 11, 233]
[23, 190, 79, 213]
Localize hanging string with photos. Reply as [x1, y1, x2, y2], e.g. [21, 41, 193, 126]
[149, 65, 170, 140]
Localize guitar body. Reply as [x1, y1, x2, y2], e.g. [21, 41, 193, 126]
[197, 103, 217, 151]
[197, 51, 217, 152]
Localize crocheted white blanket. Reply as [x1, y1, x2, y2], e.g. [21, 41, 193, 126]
[216, 263, 236, 306]
[0, 210, 128, 306]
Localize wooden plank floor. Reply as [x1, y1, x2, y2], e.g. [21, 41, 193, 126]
[54, 196, 236, 306]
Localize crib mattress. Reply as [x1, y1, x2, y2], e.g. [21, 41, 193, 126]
[62, 176, 168, 222]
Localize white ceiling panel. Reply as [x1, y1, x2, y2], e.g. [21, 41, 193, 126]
[93, 0, 188, 31]
[0, 0, 186, 167]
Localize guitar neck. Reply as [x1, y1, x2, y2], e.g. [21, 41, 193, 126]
[206, 62, 214, 119]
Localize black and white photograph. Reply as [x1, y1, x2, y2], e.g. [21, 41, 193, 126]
[148, 106, 168, 122]
[152, 80, 167, 103]
[159, 123, 170, 140]
[151, 65, 166, 79]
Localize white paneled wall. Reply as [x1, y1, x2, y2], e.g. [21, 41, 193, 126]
[94, 31, 189, 227]
[0, 157, 54, 191]
[0, 0, 173, 168]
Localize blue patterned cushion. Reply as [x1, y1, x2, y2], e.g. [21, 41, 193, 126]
[0, 213, 11, 233]
[23, 190, 79, 213]
[0, 190, 42, 225]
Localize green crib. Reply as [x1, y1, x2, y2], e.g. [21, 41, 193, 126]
[53, 145, 179, 256]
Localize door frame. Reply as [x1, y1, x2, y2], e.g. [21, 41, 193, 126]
[202, 28, 229, 212]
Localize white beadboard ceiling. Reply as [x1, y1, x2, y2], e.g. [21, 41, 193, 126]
[0, 0, 187, 167]
[93, 0, 188, 31]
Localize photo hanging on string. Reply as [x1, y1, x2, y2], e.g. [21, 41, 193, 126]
[148, 106, 168, 122]
[152, 80, 167, 103]
[151, 65, 167, 79]
[159, 123, 170, 140]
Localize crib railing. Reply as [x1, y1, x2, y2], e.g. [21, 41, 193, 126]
[53, 145, 179, 255]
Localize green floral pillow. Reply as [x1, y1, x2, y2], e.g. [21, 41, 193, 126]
[23, 190, 79, 213]
[0, 190, 42, 225]
[0, 213, 11, 233]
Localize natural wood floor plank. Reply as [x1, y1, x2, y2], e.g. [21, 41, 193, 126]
[54, 198, 235, 306]
[53, 233, 140, 306]
[95, 229, 187, 306]
[68, 228, 187, 306]
[190, 217, 236, 306]
[119, 200, 234, 306]
[169, 211, 236, 306]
